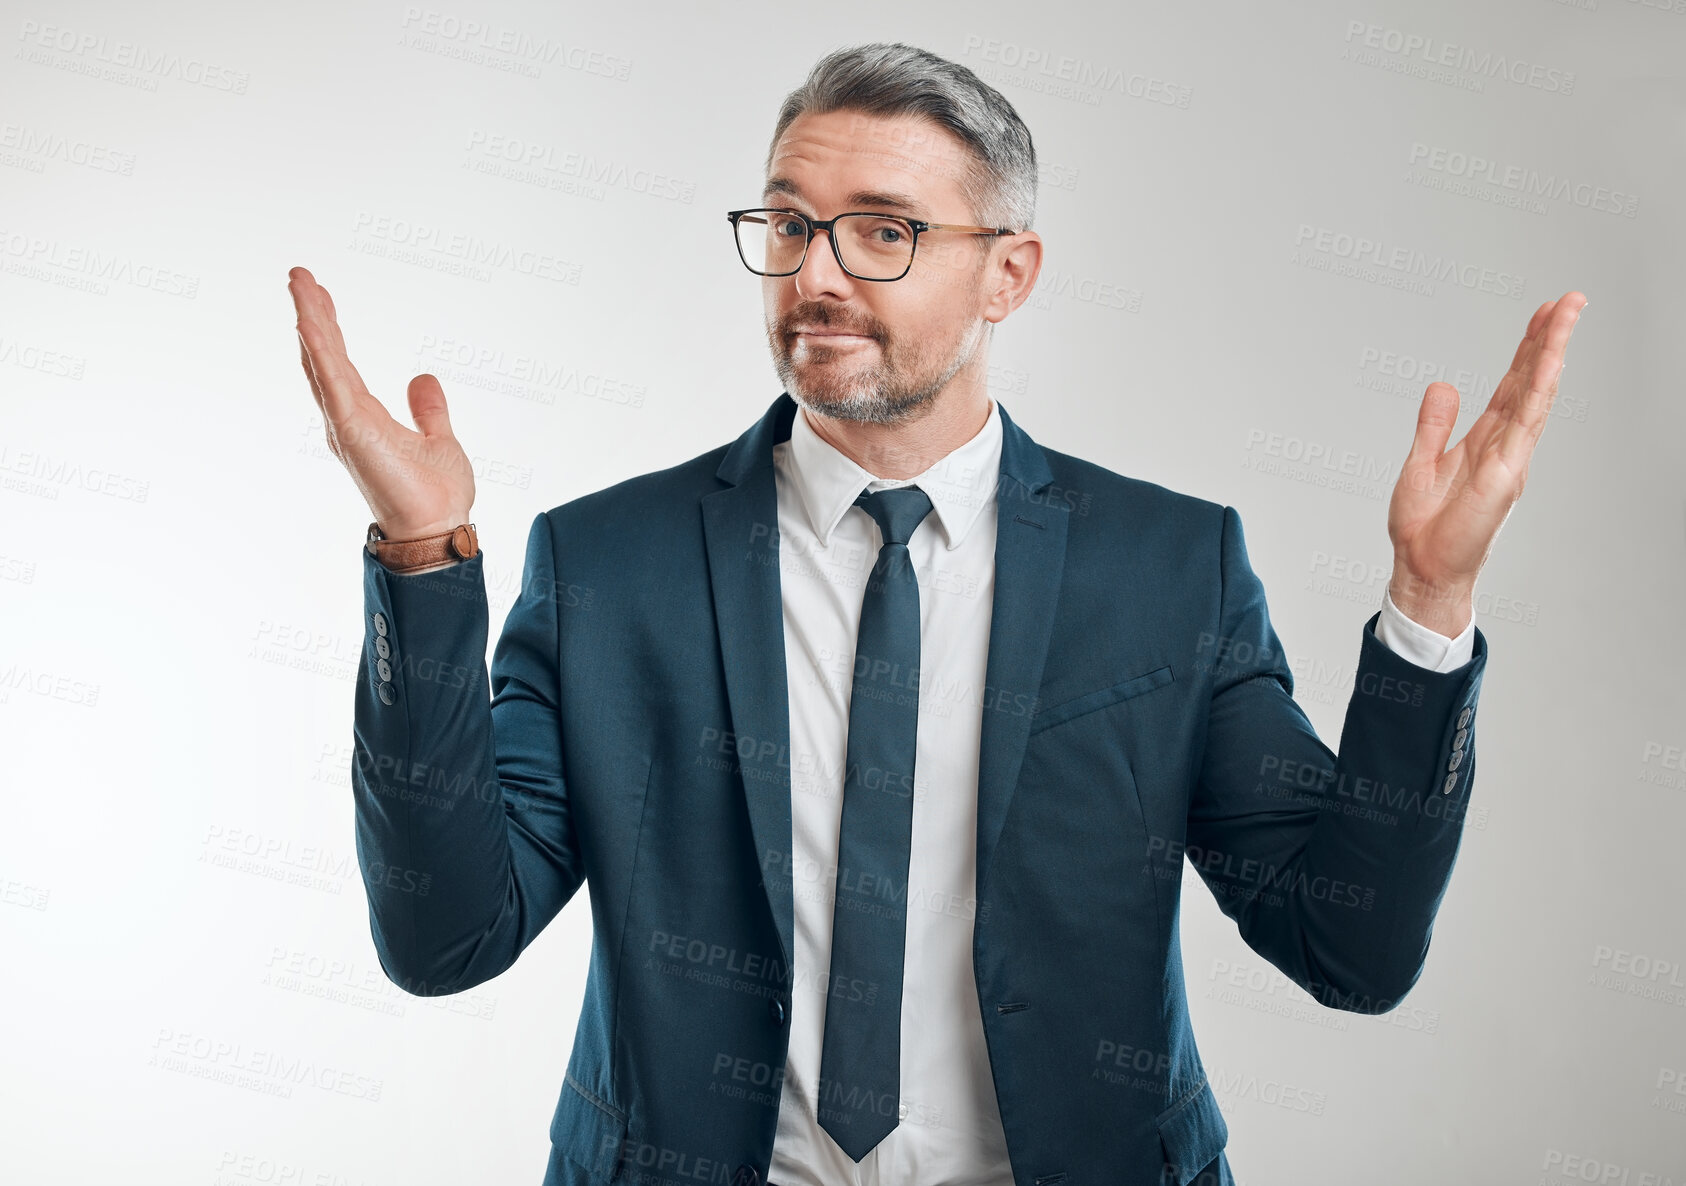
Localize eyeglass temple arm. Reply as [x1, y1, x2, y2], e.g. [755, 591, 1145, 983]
[918, 221, 1015, 236]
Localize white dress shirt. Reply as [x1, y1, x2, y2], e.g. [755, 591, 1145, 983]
[763, 397, 1473, 1185]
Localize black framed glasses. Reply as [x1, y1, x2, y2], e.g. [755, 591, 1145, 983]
[725, 207, 1014, 282]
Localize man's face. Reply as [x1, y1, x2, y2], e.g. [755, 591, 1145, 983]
[760, 109, 999, 426]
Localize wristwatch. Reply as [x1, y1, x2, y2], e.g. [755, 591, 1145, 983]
[365, 521, 479, 573]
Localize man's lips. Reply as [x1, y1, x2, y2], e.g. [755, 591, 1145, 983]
[790, 327, 876, 342]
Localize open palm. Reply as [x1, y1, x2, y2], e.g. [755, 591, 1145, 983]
[289, 265, 476, 539]
[1386, 290, 1587, 635]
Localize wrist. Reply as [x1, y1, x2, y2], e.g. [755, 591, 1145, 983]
[366, 520, 479, 574]
[1386, 567, 1473, 637]
[376, 512, 474, 540]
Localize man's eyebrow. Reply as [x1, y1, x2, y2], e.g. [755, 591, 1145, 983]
[762, 176, 930, 217]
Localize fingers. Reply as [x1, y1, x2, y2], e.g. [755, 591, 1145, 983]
[1504, 298, 1557, 378]
[1496, 290, 1585, 468]
[289, 267, 371, 427]
[290, 268, 344, 462]
[297, 324, 325, 414]
[290, 267, 330, 419]
[298, 332, 350, 464]
[1484, 298, 1558, 428]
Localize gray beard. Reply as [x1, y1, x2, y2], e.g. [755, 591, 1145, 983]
[772, 320, 983, 427]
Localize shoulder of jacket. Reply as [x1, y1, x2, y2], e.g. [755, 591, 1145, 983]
[1038, 444, 1227, 533]
[536, 442, 732, 530]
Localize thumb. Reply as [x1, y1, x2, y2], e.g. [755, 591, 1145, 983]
[407, 372, 453, 439]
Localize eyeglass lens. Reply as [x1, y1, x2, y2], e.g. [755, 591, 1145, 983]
[735, 211, 914, 279]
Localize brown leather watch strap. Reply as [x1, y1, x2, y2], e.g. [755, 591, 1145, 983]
[365, 522, 479, 574]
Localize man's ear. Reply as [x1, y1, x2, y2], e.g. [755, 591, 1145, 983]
[984, 232, 1043, 324]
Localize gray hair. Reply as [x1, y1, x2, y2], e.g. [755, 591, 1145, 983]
[765, 42, 1038, 233]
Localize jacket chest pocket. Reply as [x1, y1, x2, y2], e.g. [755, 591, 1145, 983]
[1028, 664, 1175, 735]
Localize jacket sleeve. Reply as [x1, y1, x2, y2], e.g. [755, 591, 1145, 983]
[350, 511, 583, 995]
[1188, 505, 1487, 1013]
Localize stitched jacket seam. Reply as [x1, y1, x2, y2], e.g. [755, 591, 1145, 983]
[566, 1069, 627, 1124]
[608, 755, 655, 1130]
[377, 562, 421, 985]
[1029, 666, 1173, 734]
[1160, 1072, 1209, 1123]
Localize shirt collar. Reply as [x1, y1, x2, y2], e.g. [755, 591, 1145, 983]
[787, 397, 1002, 551]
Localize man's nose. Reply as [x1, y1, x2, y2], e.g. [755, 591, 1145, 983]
[794, 226, 854, 298]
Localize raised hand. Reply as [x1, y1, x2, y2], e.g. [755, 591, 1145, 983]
[1385, 290, 1588, 637]
[289, 265, 475, 539]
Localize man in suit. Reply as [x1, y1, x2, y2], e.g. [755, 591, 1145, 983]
[290, 41, 1584, 1186]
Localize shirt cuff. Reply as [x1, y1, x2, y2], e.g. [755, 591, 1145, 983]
[1372, 588, 1476, 672]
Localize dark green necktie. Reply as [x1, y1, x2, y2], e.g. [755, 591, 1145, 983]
[817, 484, 933, 1161]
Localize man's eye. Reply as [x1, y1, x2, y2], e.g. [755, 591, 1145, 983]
[772, 218, 806, 237]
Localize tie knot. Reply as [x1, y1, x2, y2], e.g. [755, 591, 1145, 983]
[856, 485, 933, 548]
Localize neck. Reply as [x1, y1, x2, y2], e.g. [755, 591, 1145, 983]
[801, 384, 992, 481]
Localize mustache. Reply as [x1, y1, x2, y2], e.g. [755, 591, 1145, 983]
[779, 307, 882, 340]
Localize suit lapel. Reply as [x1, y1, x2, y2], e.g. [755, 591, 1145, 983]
[700, 393, 1068, 977]
[701, 394, 801, 975]
[975, 401, 1069, 895]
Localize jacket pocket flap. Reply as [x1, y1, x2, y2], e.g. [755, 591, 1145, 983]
[551, 1072, 628, 1182]
[1030, 664, 1175, 734]
[1156, 1077, 1228, 1186]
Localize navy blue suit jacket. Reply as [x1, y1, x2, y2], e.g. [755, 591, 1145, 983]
[350, 391, 1487, 1186]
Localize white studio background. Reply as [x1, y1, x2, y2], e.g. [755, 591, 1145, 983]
[1, 0, 1681, 1182]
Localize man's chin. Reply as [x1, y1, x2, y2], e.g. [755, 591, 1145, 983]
[790, 383, 933, 427]
[792, 386, 870, 412]
[783, 364, 870, 405]
[790, 381, 867, 408]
